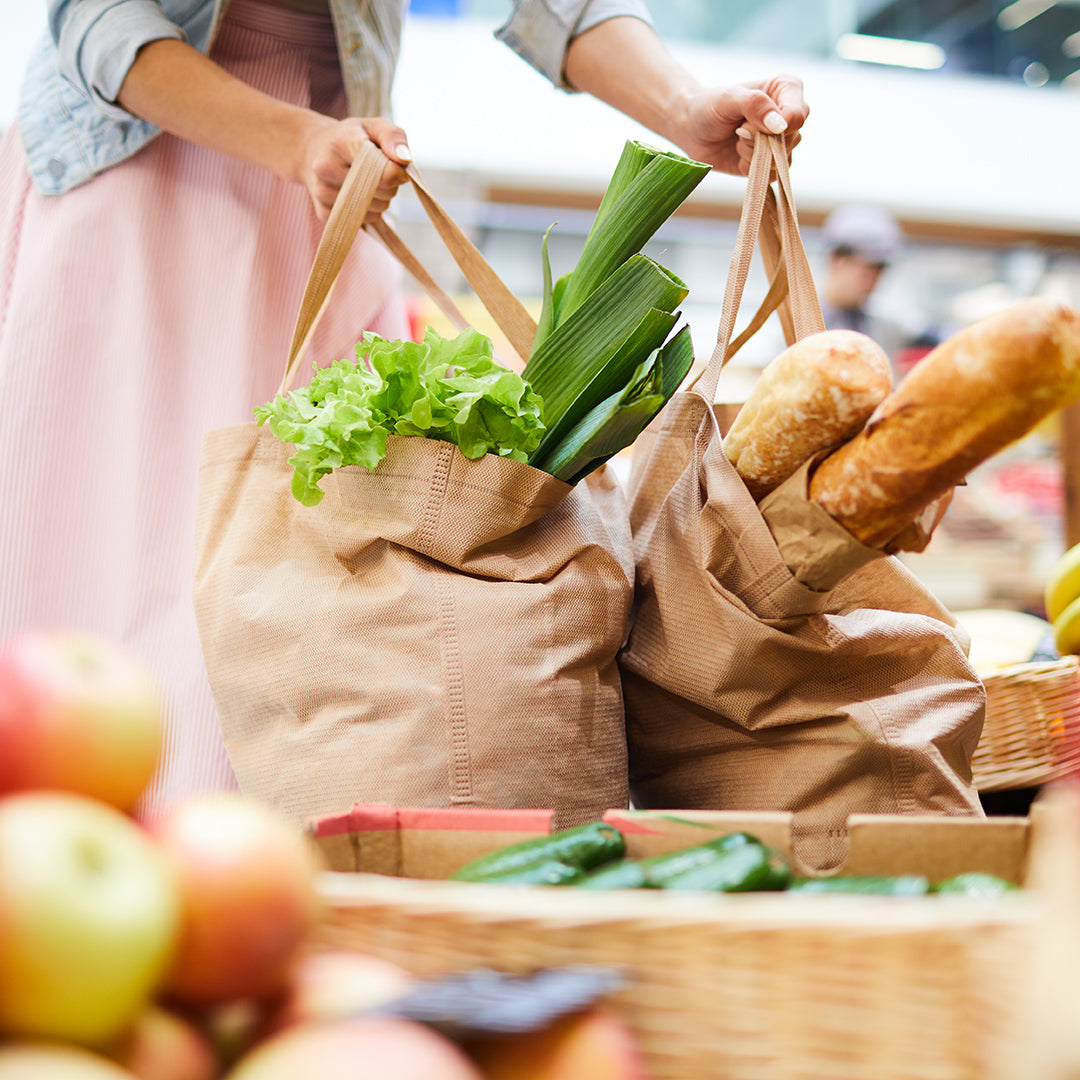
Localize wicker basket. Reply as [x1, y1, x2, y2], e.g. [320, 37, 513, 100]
[312, 809, 1037, 1080]
[974, 656, 1080, 791]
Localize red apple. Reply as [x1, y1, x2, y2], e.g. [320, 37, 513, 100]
[467, 1007, 646, 1080]
[110, 1004, 220, 1080]
[0, 792, 182, 1046]
[0, 1042, 140, 1079]
[224, 1017, 484, 1080]
[259, 950, 414, 1037]
[148, 793, 326, 1007]
[0, 629, 163, 811]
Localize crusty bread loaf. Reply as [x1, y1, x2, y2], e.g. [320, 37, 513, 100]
[810, 297, 1080, 549]
[724, 329, 892, 500]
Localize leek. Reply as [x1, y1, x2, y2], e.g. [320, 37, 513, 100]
[524, 140, 710, 482]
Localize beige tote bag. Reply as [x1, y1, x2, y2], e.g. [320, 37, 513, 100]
[619, 134, 984, 869]
[194, 144, 634, 829]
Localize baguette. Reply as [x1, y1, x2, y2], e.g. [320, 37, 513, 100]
[724, 329, 892, 500]
[810, 297, 1080, 549]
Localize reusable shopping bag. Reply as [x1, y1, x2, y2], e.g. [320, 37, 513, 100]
[193, 144, 634, 828]
[618, 134, 985, 869]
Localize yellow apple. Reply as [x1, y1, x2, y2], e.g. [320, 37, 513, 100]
[0, 792, 181, 1046]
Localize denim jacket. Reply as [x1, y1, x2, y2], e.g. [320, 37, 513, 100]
[19, 0, 652, 196]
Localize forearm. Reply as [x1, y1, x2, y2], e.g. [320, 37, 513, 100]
[563, 17, 700, 149]
[116, 38, 328, 185]
[563, 16, 806, 176]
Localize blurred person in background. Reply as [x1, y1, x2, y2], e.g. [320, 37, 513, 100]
[0, 0, 809, 820]
[820, 203, 912, 375]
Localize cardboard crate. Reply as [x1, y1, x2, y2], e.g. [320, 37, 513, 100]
[309, 805, 1038, 1080]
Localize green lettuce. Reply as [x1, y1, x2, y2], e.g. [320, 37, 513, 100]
[254, 327, 546, 506]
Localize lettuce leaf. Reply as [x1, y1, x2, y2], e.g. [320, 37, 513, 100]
[254, 327, 546, 506]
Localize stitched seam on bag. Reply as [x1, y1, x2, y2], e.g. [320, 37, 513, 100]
[858, 695, 918, 815]
[417, 443, 453, 557]
[364, 469, 559, 513]
[738, 564, 797, 613]
[436, 575, 473, 804]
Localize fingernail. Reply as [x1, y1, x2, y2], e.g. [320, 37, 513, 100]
[764, 111, 788, 134]
[395, 144, 412, 162]
[735, 126, 753, 141]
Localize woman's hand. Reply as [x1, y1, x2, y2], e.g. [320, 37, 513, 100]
[672, 75, 809, 176]
[117, 40, 411, 223]
[564, 19, 810, 178]
[298, 116, 412, 223]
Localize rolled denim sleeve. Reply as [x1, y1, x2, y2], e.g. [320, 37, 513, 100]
[48, 0, 185, 119]
[495, 0, 654, 91]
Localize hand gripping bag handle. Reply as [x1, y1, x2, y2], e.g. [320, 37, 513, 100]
[693, 132, 825, 404]
[280, 140, 538, 394]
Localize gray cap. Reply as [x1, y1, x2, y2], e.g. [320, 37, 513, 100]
[822, 204, 902, 263]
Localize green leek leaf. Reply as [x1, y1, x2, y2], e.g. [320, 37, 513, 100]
[523, 253, 687, 442]
[532, 350, 666, 483]
[528, 305, 679, 464]
[555, 146, 709, 324]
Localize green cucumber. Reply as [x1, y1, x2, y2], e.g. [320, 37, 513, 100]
[933, 872, 1018, 897]
[450, 821, 625, 882]
[639, 831, 763, 888]
[471, 860, 584, 886]
[660, 841, 791, 893]
[574, 859, 649, 890]
[787, 875, 930, 896]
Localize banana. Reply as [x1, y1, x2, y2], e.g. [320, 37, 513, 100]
[1053, 594, 1080, 657]
[1046, 542, 1080, 623]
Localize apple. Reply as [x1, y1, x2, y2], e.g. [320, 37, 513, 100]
[0, 792, 182, 1046]
[109, 1004, 220, 1080]
[0, 629, 164, 811]
[259, 950, 414, 1037]
[0, 1042, 140, 1079]
[467, 1007, 646, 1080]
[148, 793, 326, 1007]
[224, 1017, 484, 1080]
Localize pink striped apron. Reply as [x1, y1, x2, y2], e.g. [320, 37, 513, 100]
[0, 0, 408, 819]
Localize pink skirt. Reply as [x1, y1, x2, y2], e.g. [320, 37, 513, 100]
[0, 0, 408, 819]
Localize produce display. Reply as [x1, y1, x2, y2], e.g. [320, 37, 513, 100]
[449, 821, 1019, 897]
[0, 628, 648, 1080]
[256, 140, 707, 502]
[450, 821, 626, 883]
[1045, 540, 1080, 656]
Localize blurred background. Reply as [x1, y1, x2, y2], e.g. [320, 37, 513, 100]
[3, 0, 1080, 612]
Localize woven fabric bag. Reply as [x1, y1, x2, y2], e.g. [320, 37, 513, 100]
[619, 134, 985, 868]
[194, 144, 633, 829]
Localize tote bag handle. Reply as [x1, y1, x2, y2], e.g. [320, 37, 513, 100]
[694, 133, 825, 404]
[280, 140, 538, 394]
